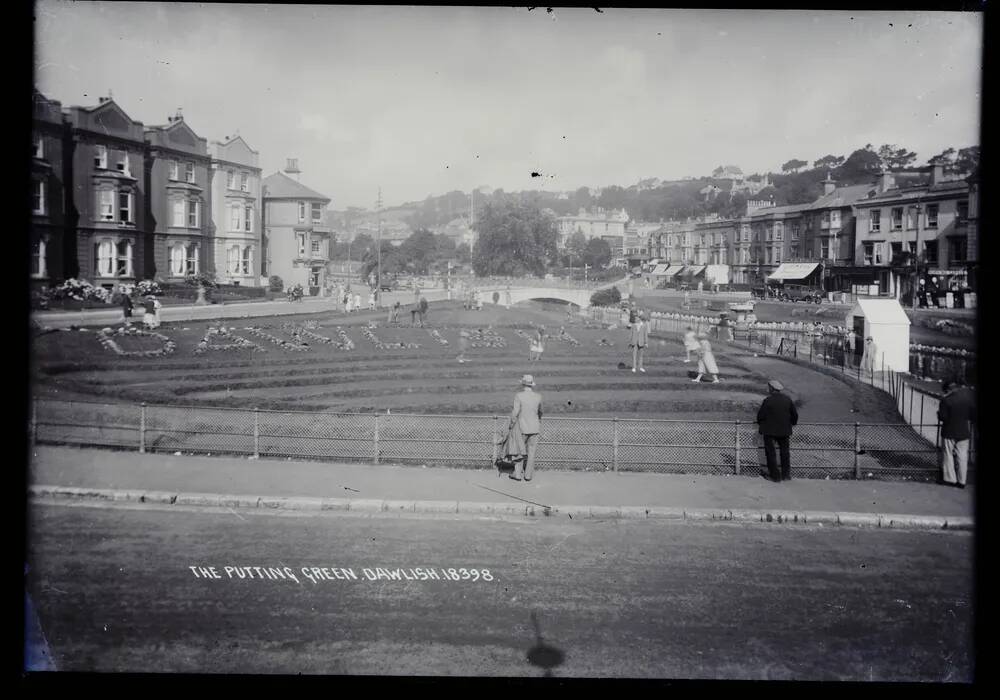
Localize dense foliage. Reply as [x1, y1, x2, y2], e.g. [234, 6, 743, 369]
[471, 200, 559, 277]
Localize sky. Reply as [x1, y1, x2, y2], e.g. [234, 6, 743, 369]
[35, 3, 982, 210]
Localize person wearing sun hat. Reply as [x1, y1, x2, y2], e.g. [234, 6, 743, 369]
[691, 332, 720, 383]
[509, 374, 543, 481]
[756, 379, 799, 482]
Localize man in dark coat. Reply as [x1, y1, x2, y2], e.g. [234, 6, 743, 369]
[938, 379, 976, 488]
[756, 379, 798, 482]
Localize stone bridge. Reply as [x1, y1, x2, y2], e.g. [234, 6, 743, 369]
[476, 278, 624, 309]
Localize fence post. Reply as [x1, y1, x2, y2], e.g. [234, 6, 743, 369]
[853, 422, 861, 480]
[734, 420, 741, 475]
[809, 342, 813, 363]
[612, 418, 619, 473]
[373, 414, 380, 464]
[919, 392, 925, 438]
[30, 395, 38, 447]
[139, 401, 146, 454]
[253, 408, 260, 458]
[492, 416, 499, 464]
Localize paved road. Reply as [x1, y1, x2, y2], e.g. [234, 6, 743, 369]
[27, 501, 973, 679]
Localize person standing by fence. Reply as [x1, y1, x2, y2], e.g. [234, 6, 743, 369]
[938, 379, 975, 489]
[756, 379, 798, 482]
[509, 374, 543, 482]
[629, 312, 649, 373]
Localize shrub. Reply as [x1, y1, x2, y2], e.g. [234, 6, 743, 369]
[185, 272, 218, 289]
[269, 275, 284, 292]
[590, 286, 621, 307]
[135, 280, 162, 297]
[492, 291, 500, 304]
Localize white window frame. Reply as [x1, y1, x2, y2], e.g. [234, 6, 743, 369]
[172, 200, 185, 227]
[241, 246, 253, 275]
[926, 204, 939, 229]
[99, 189, 115, 221]
[95, 239, 115, 277]
[227, 169, 235, 189]
[227, 245, 240, 275]
[185, 162, 195, 184]
[230, 203, 242, 232]
[33, 134, 43, 159]
[891, 207, 903, 231]
[298, 202, 306, 223]
[185, 244, 199, 275]
[33, 180, 45, 215]
[187, 200, 199, 228]
[869, 210, 881, 232]
[118, 190, 133, 223]
[820, 239, 830, 260]
[863, 243, 874, 265]
[244, 205, 253, 232]
[116, 150, 131, 176]
[31, 239, 47, 278]
[874, 242, 884, 265]
[115, 239, 133, 277]
[297, 233, 306, 257]
[170, 244, 186, 276]
[95, 145, 108, 169]
[169, 160, 179, 181]
[240, 172, 249, 193]
[311, 238, 321, 255]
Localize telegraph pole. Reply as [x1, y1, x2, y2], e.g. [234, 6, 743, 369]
[376, 187, 383, 307]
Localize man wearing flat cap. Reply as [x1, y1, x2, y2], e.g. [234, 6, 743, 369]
[509, 374, 543, 481]
[756, 379, 798, 482]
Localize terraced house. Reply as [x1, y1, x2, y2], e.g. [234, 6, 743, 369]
[31, 91, 67, 287]
[261, 162, 332, 294]
[144, 110, 212, 280]
[210, 135, 262, 286]
[64, 95, 148, 285]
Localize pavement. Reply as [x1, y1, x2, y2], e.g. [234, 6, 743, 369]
[29, 445, 975, 531]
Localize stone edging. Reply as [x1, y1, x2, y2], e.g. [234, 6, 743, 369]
[28, 485, 973, 531]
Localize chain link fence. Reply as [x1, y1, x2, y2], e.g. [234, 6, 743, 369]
[31, 397, 961, 482]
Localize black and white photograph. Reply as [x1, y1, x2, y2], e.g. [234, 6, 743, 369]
[27, 3, 980, 681]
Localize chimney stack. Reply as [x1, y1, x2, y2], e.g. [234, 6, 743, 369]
[878, 170, 896, 193]
[284, 158, 302, 181]
[822, 172, 836, 196]
[931, 162, 944, 185]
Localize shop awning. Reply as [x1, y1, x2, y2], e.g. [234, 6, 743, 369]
[660, 264, 683, 277]
[683, 265, 706, 277]
[650, 264, 671, 275]
[767, 262, 820, 281]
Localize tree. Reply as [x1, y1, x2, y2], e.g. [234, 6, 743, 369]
[360, 240, 407, 281]
[590, 285, 621, 307]
[454, 242, 472, 263]
[471, 200, 558, 277]
[954, 146, 980, 174]
[400, 228, 438, 275]
[927, 147, 957, 167]
[877, 144, 918, 170]
[813, 154, 845, 170]
[712, 166, 725, 178]
[433, 233, 456, 258]
[781, 159, 808, 173]
[350, 233, 376, 261]
[582, 237, 612, 269]
[836, 146, 883, 181]
[564, 231, 588, 266]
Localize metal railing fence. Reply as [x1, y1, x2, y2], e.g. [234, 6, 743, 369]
[31, 397, 959, 482]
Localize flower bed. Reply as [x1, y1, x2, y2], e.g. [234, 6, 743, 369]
[334, 327, 356, 351]
[361, 324, 420, 350]
[468, 328, 507, 348]
[194, 327, 266, 355]
[427, 329, 449, 346]
[552, 329, 581, 347]
[243, 325, 310, 352]
[96, 325, 177, 357]
[910, 343, 975, 358]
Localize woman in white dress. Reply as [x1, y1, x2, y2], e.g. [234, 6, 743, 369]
[683, 326, 700, 363]
[354, 292, 363, 313]
[692, 334, 720, 383]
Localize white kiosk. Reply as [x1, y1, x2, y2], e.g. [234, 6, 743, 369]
[847, 298, 911, 372]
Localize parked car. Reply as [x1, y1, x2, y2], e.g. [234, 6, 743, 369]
[379, 280, 399, 292]
[779, 284, 824, 303]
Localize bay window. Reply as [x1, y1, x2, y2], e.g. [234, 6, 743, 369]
[241, 172, 249, 192]
[99, 189, 115, 221]
[227, 169, 235, 189]
[187, 200, 199, 228]
[230, 203, 242, 231]
[169, 160, 179, 180]
[95, 145, 108, 169]
[227, 245, 240, 274]
[33, 180, 45, 214]
[241, 246, 253, 275]
[118, 191, 133, 223]
[170, 244, 185, 275]
[244, 205, 253, 232]
[311, 238, 321, 255]
[185, 244, 199, 275]
[31, 239, 46, 278]
[95, 240, 115, 277]
[115, 240, 133, 277]
[172, 200, 185, 227]
[185, 162, 195, 183]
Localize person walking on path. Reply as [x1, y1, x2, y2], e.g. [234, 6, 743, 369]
[509, 374, 543, 482]
[354, 292, 362, 314]
[368, 290, 376, 311]
[938, 379, 976, 488]
[629, 312, 649, 373]
[692, 333, 720, 383]
[683, 326, 700, 363]
[121, 293, 134, 326]
[756, 379, 799, 482]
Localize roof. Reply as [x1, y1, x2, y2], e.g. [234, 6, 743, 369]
[767, 262, 820, 281]
[855, 179, 969, 207]
[747, 203, 808, 218]
[261, 171, 330, 201]
[851, 298, 912, 326]
[806, 183, 875, 210]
